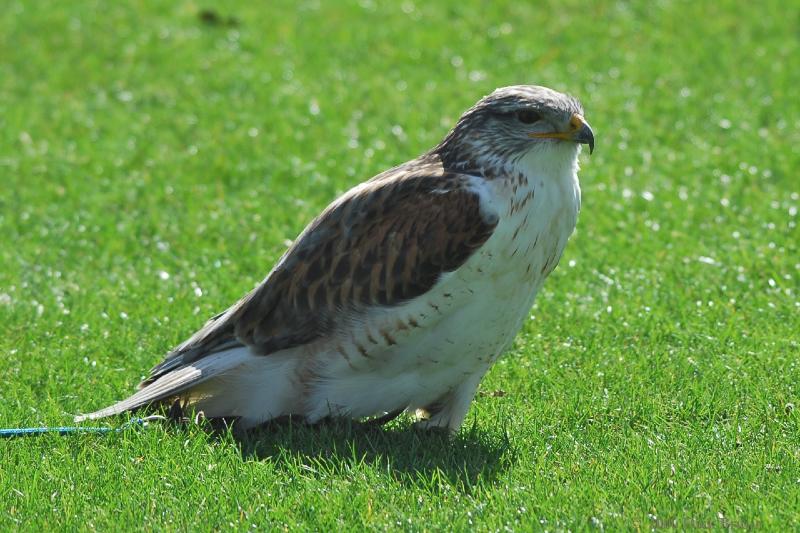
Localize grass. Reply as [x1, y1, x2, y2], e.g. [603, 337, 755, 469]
[1, 0, 798, 529]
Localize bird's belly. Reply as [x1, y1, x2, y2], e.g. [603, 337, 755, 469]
[309, 287, 534, 419]
[307, 180, 579, 419]
[308, 240, 557, 419]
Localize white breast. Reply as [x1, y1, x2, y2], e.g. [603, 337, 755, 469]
[452, 145, 582, 347]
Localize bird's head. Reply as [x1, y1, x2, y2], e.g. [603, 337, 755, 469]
[436, 85, 594, 172]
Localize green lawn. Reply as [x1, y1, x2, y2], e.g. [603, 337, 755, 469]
[1, 0, 798, 530]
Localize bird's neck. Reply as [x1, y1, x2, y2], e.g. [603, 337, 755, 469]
[513, 145, 582, 188]
[430, 132, 508, 177]
[431, 134, 581, 191]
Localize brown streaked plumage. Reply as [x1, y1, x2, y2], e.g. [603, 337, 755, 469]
[142, 161, 498, 385]
[76, 85, 594, 433]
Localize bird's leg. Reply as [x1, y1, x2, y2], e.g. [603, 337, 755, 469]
[166, 398, 186, 423]
[363, 406, 407, 426]
[414, 370, 486, 434]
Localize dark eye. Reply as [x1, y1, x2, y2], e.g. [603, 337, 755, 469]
[516, 109, 541, 124]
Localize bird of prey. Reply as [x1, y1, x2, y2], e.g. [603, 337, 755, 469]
[77, 85, 594, 434]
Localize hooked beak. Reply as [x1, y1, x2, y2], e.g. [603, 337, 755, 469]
[529, 113, 595, 154]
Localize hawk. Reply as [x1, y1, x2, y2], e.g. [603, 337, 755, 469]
[77, 85, 594, 433]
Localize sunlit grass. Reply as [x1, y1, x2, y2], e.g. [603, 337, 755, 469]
[1, 0, 798, 530]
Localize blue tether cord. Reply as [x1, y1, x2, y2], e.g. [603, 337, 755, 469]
[0, 416, 165, 438]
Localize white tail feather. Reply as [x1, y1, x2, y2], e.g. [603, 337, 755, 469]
[74, 348, 251, 422]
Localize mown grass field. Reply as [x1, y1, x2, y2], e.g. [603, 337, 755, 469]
[1, 0, 798, 530]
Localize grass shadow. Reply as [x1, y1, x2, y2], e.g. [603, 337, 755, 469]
[232, 417, 515, 489]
